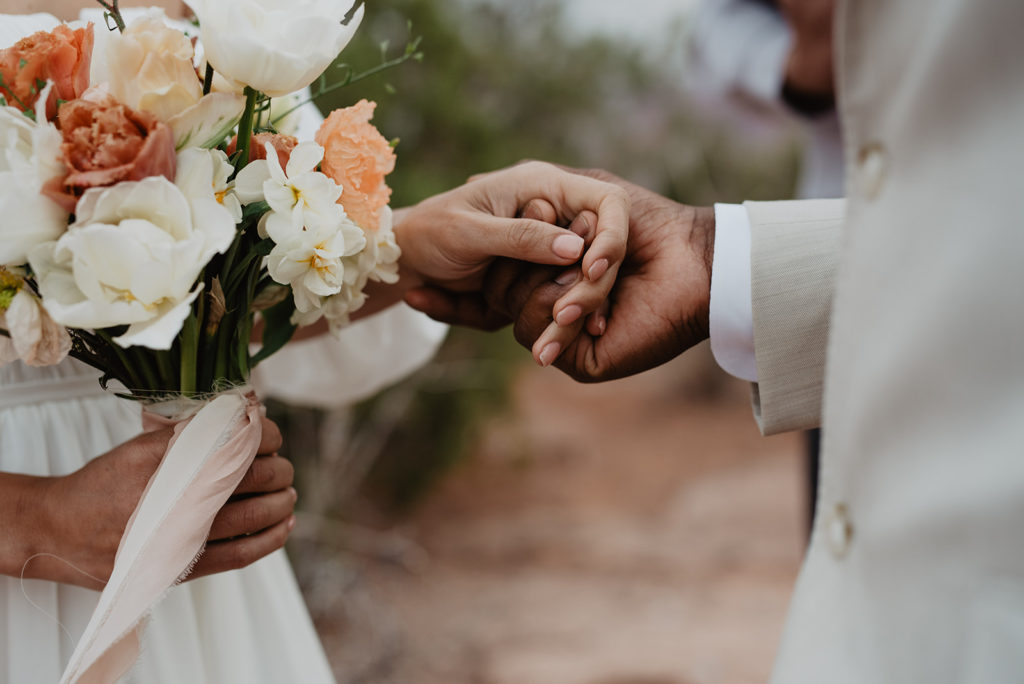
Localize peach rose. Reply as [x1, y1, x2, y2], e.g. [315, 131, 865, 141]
[43, 95, 176, 213]
[0, 23, 93, 121]
[316, 99, 395, 232]
[227, 132, 298, 169]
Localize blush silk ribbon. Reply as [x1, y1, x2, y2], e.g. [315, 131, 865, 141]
[59, 390, 263, 684]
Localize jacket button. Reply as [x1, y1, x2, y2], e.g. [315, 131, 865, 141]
[825, 503, 853, 558]
[857, 143, 888, 199]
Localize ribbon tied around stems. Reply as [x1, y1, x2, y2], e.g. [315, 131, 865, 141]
[60, 388, 264, 684]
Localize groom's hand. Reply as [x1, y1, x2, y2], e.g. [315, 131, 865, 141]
[500, 168, 715, 381]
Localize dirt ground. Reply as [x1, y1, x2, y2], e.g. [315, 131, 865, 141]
[306, 345, 807, 684]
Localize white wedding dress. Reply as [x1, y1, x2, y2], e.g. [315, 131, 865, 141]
[0, 306, 447, 683]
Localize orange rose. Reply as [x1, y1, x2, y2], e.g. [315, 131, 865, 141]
[316, 99, 395, 232]
[0, 23, 93, 121]
[42, 95, 176, 213]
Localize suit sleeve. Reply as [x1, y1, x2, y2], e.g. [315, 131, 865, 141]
[746, 199, 845, 435]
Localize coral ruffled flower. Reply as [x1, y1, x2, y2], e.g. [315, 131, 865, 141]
[0, 23, 93, 120]
[45, 95, 176, 213]
[316, 99, 395, 233]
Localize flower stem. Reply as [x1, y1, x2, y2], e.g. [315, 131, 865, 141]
[179, 314, 198, 395]
[234, 87, 260, 174]
[95, 0, 126, 32]
[202, 63, 215, 96]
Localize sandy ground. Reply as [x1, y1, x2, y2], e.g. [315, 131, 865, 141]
[303, 345, 807, 684]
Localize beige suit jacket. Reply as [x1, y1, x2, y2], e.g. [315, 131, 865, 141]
[746, 0, 1024, 681]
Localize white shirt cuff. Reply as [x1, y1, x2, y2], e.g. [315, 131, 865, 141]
[710, 203, 758, 382]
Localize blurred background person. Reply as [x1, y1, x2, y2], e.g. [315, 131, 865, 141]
[689, 0, 842, 532]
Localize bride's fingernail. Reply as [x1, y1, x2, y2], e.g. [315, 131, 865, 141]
[555, 304, 583, 327]
[555, 268, 579, 286]
[287, 515, 297, 531]
[596, 315, 607, 336]
[552, 234, 584, 260]
[289, 487, 298, 502]
[538, 342, 561, 367]
[587, 258, 609, 281]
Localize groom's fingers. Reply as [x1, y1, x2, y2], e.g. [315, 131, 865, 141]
[404, 286, 511, 330]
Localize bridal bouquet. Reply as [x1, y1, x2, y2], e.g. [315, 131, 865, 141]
[0, 2, 413, 681]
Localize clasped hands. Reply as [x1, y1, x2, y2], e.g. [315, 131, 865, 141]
[399, 162, 717, 382]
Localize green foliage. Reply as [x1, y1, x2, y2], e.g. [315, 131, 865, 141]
[317, 0, 798, 207]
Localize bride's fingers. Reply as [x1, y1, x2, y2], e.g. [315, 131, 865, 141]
[550, 211, 619, 328]
[501, 275, 587, 367]
[258, 416, 282, 455]
[190, 516, 295, 579]
[208, 486, 297, 541]
[473, 214, 585, 266]
[471, 162, 629, 265]
[532, 317, 587, 367]
[233, 453, 294, 495]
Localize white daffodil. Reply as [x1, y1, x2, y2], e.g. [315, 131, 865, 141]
[287, 207, 401, 334]
[176, 147, 243, 223]
[29, 176, 235, 350]
[0, 94, 69, 266]
[183, 0, 364, 97]
[266, 219, 366, 314]
[235, 141, 347, 241]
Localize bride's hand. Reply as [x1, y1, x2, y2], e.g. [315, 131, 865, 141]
[395, 161, 629, 349]
[9, 417, 295, 590]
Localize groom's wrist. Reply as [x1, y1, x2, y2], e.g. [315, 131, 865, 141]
[687, 204, 716, 342]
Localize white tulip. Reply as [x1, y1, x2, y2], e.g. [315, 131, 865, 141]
[176, 147, 243, 223]
[183, 0, 365, 97]
[0, 102, 69, 266]
[29, 176, 236, 350]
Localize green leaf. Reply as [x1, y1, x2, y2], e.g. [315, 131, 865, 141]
[254, 237, 276, 257]
[243, 201, 270, 220]
[250, 295, 297, 367]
